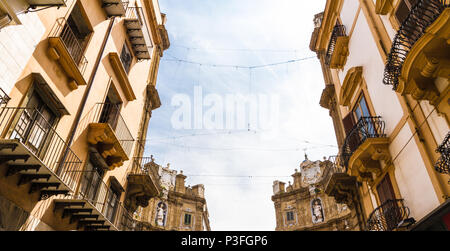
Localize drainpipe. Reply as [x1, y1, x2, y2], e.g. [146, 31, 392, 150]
[59, 17, 116, 174]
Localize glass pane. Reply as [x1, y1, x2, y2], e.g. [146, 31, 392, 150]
[359, 97, 370, 118]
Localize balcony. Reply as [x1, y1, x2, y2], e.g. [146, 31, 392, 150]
[124, 6, 151, 60]
[323, 155, 358, 208]
[101, 0, 129, 17]
[325, 24, 349, 69]
[125, 157, 161, 212]
[48, 17, 88, 90]
[383, 0, 450, 109]
[341, 117, 390, 182]
[0, 87, 10, 106]
[435, 132, 449, 174]
[367, 199, 415, 231]
[53, 170, 138, 231]
[0, 107, 82, 201]
[85, 103, 134, 171]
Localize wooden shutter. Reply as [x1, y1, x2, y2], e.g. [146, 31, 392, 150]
[377, 174, 396, 204]
[342, 113, 356, 136]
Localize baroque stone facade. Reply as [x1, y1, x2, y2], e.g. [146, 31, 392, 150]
[137, 163, 211, 231]
[272, 157, 359, 231]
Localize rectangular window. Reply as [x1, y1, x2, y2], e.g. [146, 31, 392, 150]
[286, 211, 295, 222]
[184, 214, 192, 225]
[120, 43, 132, 74]
[353, 94, 371, 121]
[11, 91, 57, 156]
[63, 2, 92, 64]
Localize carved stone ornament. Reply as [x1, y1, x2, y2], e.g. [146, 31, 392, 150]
[301, 160, 324, 186]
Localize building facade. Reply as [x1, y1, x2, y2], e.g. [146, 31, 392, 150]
[0, 0, 170, 231]
[272, 157, 360, 231]
[137, 160, 211, 231]
[310, 0, 449, 231]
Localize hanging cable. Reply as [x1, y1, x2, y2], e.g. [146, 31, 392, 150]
[162, 53, 316, 69]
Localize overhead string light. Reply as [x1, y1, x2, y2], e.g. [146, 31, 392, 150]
[162, 53, 317, 70]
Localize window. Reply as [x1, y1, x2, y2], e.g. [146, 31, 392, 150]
[80, 160, 104, 203]
[105, 185, 121, 223]
[99, 86, 122, 129]
[352, 94, 371, 122]
[376, 174, 396, 205]
[11, 91, 57, 156]
[63, 2, 92, 64]
[395, 0, 419, 25]
[184, 213, 192, 225]
[120, 43, 133, 74]
[376, 174, 399, 230]
[286, 211, 295, 222]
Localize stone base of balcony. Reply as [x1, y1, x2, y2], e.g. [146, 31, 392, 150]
[330, 36, 349, 69]
[349, 137, 391, 182]
[398, 8, 450, 118]
[48, 37, 87, 90]
[87, 123, 128, 171]
[125, 174, 160, 212]
[325, 172, 358, 208]
[0, 139, 73, 202]
[53, 199, 119, 231]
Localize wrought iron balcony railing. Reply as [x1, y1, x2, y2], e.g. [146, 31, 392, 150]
[341, 116, 386, 168]
[86, 103, 134, 156]
[130, 157, 161, 184]
[0, 107, 83, 191]
[325, 24, 347, 66]
[383, 0, 450, 90]
[0, 87, 11, 106]
[49, 17, 89, 72]
[367, 199, 414, 231]
[76, 169, 138, 230]
[435, 132, 450, 174]
[322, 155, 348, 187]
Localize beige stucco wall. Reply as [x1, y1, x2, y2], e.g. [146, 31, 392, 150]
[0, 12, 45, 95]
[390, 123, 440, 220]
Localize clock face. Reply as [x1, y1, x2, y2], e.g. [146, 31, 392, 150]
[301, 161, 322, 185]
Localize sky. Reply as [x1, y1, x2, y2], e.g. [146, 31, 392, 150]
[144, 0, 334, 231]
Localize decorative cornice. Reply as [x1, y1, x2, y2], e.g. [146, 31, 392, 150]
[339, 66, 363, 106]
[108, 52, 136, 101]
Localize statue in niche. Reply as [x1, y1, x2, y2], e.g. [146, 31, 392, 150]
[311, 198, 324, 224]
[155, 202, 167, 227]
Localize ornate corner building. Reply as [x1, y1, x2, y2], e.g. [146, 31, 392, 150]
[0, 0, 175, 231]
[135, 162, 211, 231]
[310, 0, 449, 231]
[272, 157, 361, 231]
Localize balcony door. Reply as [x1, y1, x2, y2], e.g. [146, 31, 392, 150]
[105, 185, 121, 224]
[11, 91, 56, 157]
[376, 174, 400, 230]
[353, 94, 376, 138]
[80, 161, 104, 209]
[63, 2, 92, 64]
